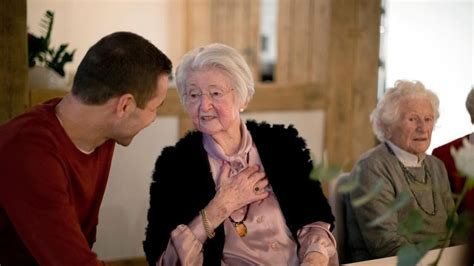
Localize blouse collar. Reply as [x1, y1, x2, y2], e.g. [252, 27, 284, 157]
[385, 140, 424, 167]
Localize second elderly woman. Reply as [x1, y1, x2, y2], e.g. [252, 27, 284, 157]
[143, 43, 337, 265]
[344, 80, 458, 262]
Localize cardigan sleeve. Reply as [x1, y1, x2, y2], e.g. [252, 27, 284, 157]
[349, 158, 409, 257]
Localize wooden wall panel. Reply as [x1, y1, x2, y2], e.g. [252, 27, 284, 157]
[276, 0, 331, 85]
[324, 0, 379, 168]
[309, 0, 331, 84]
[290, 0, 311, 83]
[185, 0, 260, 82]
[275, 0, 291, 84]
[0, 0, 28, 124]
[351, 1, 381, 162]
[185, 0, 212, 51]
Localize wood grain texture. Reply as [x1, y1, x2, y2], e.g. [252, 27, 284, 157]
[324, 0, 379, 168]
[0, 0, 28, 123]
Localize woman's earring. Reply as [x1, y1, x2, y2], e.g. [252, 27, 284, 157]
[239, 108, 244, 113]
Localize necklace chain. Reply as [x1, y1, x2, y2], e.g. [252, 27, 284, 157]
[385, 143, 438, 216]
[228, 152, 251, 237]
[398, 161, 437, 216]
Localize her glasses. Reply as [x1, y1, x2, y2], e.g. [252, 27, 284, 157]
[185, 88, 233, 104]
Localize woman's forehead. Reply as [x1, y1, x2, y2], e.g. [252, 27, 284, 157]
[187, 69, 229, 84]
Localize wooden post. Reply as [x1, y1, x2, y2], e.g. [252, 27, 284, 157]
[325, 0, 380, 168]
[0, 0, 28, 124]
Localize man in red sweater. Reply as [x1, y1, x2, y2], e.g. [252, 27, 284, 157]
[0, 32, 172, 265]
[432, 88, 474, 214]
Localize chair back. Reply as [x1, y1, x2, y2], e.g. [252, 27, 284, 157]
[328, 173, 350, 263]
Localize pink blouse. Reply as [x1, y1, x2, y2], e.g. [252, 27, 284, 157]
[157, 145, 338, 265]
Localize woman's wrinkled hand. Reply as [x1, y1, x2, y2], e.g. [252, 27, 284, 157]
[203, 162, 270, 231]
[216, 162, 269, 212]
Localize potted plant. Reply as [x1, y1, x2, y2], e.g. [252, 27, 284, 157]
[28, 10, 76, 89]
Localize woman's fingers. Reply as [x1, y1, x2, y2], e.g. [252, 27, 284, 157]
[219, 161, 231, 178]
[238, 164, 260, 179]
[253, 177, 269, 193]
[216, 163, 270, 209]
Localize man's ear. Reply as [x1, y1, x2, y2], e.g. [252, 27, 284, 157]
[115, 94, 136, 118]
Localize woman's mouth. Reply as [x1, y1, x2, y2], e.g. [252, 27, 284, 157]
[200, 115, 216, 121]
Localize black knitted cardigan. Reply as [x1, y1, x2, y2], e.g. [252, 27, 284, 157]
[143, 120, 335, 266]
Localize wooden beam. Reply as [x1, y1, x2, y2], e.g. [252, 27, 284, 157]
[0, 0, 28, 123]
[325, 0, 380, 169]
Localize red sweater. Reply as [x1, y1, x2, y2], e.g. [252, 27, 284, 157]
[0, 98, 115, 266]
[432, 135, 474, 213]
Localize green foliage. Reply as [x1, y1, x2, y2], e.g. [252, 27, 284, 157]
[398, 209, 423, 236]
[309, 152, 343, 182]
[351, 179, 384, 208]
[396, 236, 438, 266]
[28, 10, 75, 77]
[367, 191, 411, 227]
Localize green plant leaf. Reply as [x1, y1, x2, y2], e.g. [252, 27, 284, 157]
[309, 152, 343, 182]
[367, 191, 411, 227]
[28, 9, 75, 76]
[452, 211, 473, 240]
[398, 209, 423, 237]
[39, 10, 53, 47]
[351, 179, 384, 207]
[396, 236, 438, 266]
[337, 174, 359, 193]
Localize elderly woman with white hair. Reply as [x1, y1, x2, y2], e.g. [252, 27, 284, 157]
[344, 80, 457, 262]
[143, 43, 337, 265]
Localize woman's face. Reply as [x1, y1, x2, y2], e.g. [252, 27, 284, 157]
[184, 69, 242, 138]
[387, 97, 434, 157]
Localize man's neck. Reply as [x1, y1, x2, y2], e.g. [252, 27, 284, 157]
[55, 95, 109, 153]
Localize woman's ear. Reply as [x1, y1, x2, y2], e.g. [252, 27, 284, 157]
[239, 99, 249, 113]
[385, 125, 392, 139]
[115, 94, 136, 118]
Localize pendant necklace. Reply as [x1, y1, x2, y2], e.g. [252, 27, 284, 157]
[229, 204, 249, 237]
[229, 151, 251, 237]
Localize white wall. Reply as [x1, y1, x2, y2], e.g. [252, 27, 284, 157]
[385, 0, 474, 152]
[27, 0, 173, 86]
[92, 117, 178, 260]
[242, 110, 325, 161]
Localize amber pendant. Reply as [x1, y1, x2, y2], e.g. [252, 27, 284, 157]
[234, 222, 247, 237]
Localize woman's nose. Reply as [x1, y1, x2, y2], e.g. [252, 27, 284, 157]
[416, 120, 427, 132]
[199, 94, 213, 111]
